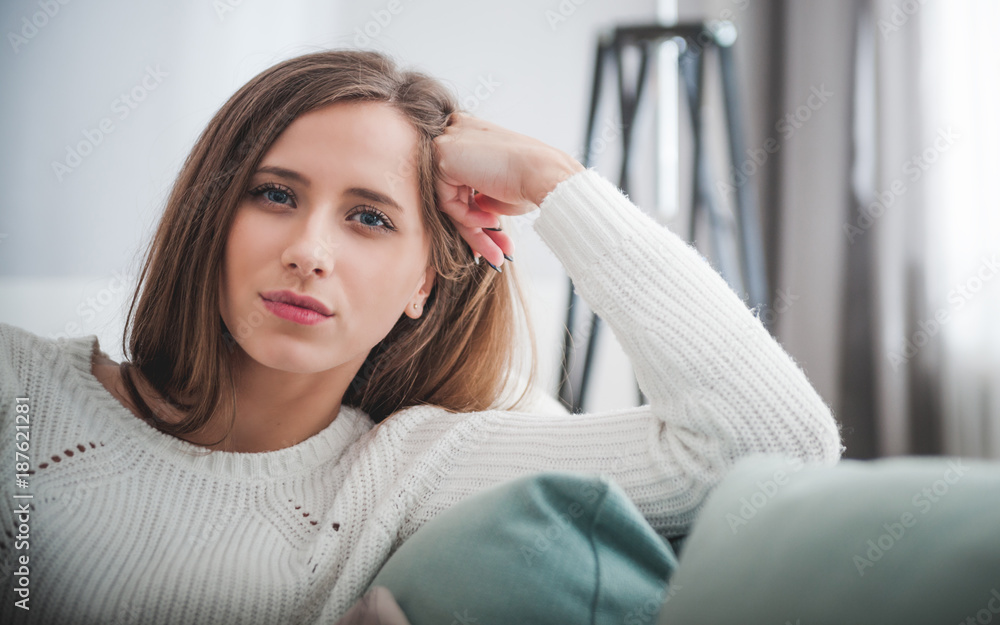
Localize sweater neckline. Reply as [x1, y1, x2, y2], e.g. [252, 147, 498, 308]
[60, 332, 374, 480]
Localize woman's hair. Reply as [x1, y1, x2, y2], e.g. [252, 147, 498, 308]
[118, 49, 539, 440]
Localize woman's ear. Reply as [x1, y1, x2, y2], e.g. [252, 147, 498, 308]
[406, 264, 437, 319]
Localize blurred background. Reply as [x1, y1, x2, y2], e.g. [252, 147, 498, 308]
[1, 0, 997, 459]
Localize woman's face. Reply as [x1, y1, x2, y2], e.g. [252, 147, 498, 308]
[219, 101, 436, 375]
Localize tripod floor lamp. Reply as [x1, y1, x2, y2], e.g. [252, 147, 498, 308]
[556, 20, 770, 414]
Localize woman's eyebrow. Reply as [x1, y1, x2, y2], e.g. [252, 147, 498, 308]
[344, 187, 404, 215]
[256, 165, 310, 187]
[254, 165, 404, 214]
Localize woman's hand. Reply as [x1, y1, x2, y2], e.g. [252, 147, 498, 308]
[433, 112, 584, 270]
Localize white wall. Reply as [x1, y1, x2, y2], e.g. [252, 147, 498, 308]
[0, 0, 662, 414]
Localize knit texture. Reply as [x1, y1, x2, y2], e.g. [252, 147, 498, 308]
[0, 167, 843, 624]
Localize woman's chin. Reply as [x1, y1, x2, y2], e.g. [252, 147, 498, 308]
[237, 337, 337, 374]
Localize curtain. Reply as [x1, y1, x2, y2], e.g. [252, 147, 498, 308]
[862, 0, 943, 458]
[921, 0, 1000, 458]
[862, 0, 1000, 459]
[859, 0, 944, 458]
[747, 0, 998, 458]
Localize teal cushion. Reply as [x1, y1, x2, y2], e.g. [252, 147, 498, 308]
[370, 471, 679, 625]
[656, 454, 1000, 625]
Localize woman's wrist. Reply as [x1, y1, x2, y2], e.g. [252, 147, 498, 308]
[529, 152, 585, 206]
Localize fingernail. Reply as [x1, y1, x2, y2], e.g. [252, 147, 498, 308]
[483, 227, 502, 232]
[485, 260, 502, 274]
[503, 254, 514, 262]
[474, 254, 481, 265]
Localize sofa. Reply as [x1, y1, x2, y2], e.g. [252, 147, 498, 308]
[345, 453, 1000, 625]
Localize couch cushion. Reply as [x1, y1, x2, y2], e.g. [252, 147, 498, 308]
[656, 454, 1000, 624]
[370, 471, 679, 625]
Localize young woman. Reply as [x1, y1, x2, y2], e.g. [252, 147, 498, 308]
[0, 49, 842, 623]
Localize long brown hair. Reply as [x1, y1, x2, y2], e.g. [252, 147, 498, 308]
[118, 49, 539, 441]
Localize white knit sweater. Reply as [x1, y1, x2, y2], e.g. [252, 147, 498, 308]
[0, 168, 843, 624]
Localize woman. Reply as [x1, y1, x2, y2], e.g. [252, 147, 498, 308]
[0, 49, 842, 623]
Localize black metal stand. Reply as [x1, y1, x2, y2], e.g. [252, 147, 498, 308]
[556, 21, 769, 414]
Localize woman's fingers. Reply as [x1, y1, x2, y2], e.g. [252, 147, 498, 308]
[435, 176, 516, 269]
[482, 227, 515, 259]
[469, 193, 533, 217]
[434, 113, 550, 209]
[434, 112, 555, 268]
[455, 223, 512, 270]
[435, 177, 501, 230]
[450, 210, 515, 269]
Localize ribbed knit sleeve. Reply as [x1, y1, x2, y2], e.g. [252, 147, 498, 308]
[379, 168, 844, 541]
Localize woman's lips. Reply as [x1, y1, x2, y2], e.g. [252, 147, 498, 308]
[260, 290, 333, 315]
[261, 297, 333, 325]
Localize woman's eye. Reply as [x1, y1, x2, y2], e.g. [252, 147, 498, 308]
[350, 206, 396, 233]
[249, 183, 295, 207]
[264, 188, 291, 204]
[247, 186, 395, 233]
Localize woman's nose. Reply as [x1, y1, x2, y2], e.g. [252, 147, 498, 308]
[281, 222, 338, 278]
